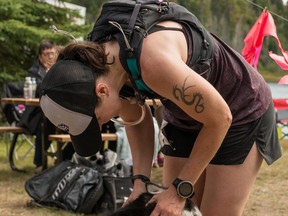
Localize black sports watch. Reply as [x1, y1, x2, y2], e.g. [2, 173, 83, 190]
[172, 178, 195, 199]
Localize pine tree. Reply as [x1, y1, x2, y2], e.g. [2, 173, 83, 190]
[0, 0, 91, 87]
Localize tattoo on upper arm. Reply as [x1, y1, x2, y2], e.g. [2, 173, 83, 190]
[173, 76, 204, 113]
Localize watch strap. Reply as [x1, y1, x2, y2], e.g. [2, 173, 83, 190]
[172, 177, 182, 188]
[131, 174, 150, 185]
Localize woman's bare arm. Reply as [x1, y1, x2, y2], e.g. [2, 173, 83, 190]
[141, 21, 232, 184]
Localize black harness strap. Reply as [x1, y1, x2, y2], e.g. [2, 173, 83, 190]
[127, 3, 142, 41]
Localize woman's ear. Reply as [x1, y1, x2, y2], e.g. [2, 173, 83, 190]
[95, 83, 109, 98]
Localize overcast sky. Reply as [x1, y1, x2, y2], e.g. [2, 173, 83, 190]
[283, 0, 287, 4]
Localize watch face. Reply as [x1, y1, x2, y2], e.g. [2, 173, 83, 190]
[178, 181, 193, 197]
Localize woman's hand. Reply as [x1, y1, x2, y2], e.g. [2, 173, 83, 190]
[123, 180, 147, 206]
[148, 187, 186, 216]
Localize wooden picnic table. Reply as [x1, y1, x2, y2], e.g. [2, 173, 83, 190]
[1, 97, 162, 170]
[0, 98, 161, 106]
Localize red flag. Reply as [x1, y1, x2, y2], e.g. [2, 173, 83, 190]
[242, 9, 288, 70]
[269, 51, 288, 70]
[242, 10, 277, 68]
[268, 43, 288, 71]
[278, 74, 288, 84]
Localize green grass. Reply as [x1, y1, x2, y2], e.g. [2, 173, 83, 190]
[0, 135, 76, 216]
[0, 134, 35, 174]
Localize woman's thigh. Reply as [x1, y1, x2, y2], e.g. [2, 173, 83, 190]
[200, 144, 263, 216]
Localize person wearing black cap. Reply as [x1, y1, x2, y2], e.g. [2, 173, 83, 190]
[40, 3, 281, 216]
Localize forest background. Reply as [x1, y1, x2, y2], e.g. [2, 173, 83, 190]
[1, 1, 288, 215]
[0, 0, 288, 93]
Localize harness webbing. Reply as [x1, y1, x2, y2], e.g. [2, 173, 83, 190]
[88, 0, 214, 104]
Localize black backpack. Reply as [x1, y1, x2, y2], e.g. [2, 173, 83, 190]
[88, 0, 214, 105]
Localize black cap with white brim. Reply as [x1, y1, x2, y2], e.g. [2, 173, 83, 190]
[40, 60, 102, 157]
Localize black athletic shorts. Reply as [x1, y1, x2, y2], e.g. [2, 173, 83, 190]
[160, 102, 282, 165]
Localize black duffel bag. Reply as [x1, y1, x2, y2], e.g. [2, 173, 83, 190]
[25, 157, 133, 214]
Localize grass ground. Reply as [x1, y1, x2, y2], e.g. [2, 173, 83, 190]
[0, 137, 287, 216]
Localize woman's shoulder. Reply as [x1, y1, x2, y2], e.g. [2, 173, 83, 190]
[141, 23, 187, 66]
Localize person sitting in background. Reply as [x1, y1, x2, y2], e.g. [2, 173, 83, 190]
[22, 40, 73, 173]
[28, 39, 58, 85]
